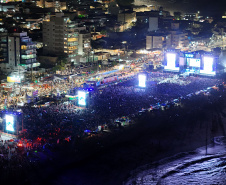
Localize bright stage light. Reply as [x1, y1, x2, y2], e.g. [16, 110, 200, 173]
[164, 53, 179, 71]
[78, 91, 86, 106]
[200, 56, 216, 75]
[189, 58, 200, 67]
[138, 74, 146, 87]
[5, 115, 14, 132]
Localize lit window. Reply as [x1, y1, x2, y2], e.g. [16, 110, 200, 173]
[21, 45, 27, 50]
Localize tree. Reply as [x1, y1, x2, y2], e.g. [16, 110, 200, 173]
[112, 61, 117, 66]
[53, 63, 65, 72]
[174, 12, 181, 20]
[100, 30, 107, 35]
[57, 54, 68, 65]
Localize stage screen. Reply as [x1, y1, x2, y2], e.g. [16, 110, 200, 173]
[164, 53, 179, 71]
[78, 91, 86, 106]
[138, 74, 146, 87]
[200, 57, 216, 75]
[5, 115, 14, 132]
[188, 58, 201, 67]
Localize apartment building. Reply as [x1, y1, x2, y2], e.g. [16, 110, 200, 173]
[36, 0, 67, 11]
[148, 17, 158, 32]
[146, 33, 171, 49]
[78, 31, 91, 56]
[0, 31, 38, 74]
[43, 13, 78, 63]
[169, 30, 189, 49]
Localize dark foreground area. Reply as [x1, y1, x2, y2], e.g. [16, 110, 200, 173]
[126, 138, 226, 185]
[10, 87, 226, 185]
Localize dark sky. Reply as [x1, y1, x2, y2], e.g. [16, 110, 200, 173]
[141, 0, 226, 17]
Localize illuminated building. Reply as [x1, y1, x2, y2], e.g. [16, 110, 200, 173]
[78, 31, 91, 56]
[169, 30, 189, 49]
[0, 4, 17, 12]
[0, 31, 38, 73]
[0, 32, 8, 64]
[36, 0, 67, 11]
[43, 13, 78, 63]
[146, 33, 171, 49]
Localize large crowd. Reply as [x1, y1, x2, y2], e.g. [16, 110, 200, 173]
[92, 72, 222, 119]
[0, 63, 224, 183]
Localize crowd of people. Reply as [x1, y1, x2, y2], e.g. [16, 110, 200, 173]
[92, 72, 222, 119]
[0, 62, 224, 183]
[0, 65, 98, 109]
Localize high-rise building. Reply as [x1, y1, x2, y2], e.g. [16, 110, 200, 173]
[43, 13, 78, 63]
[0, 31, 38, 74]
[169, 30, 189, 49]
[148, 17, 158, 32]
[78, 31, 91, 56]
[0, 32, 8, 64]
[146, 33, 171, 49]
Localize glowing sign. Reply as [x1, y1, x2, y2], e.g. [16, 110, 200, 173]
[200, 57, 216, 75]
[78, 91, 86, 106]
[189, 58, 200, 67]
[119, 65, 124, 70]
[7, 76, 21, 83]
[164, 53, 179, 71]
[138, 74, 146, 87]
[185, 54, 194, 58]
[6, 115, 14, 132]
